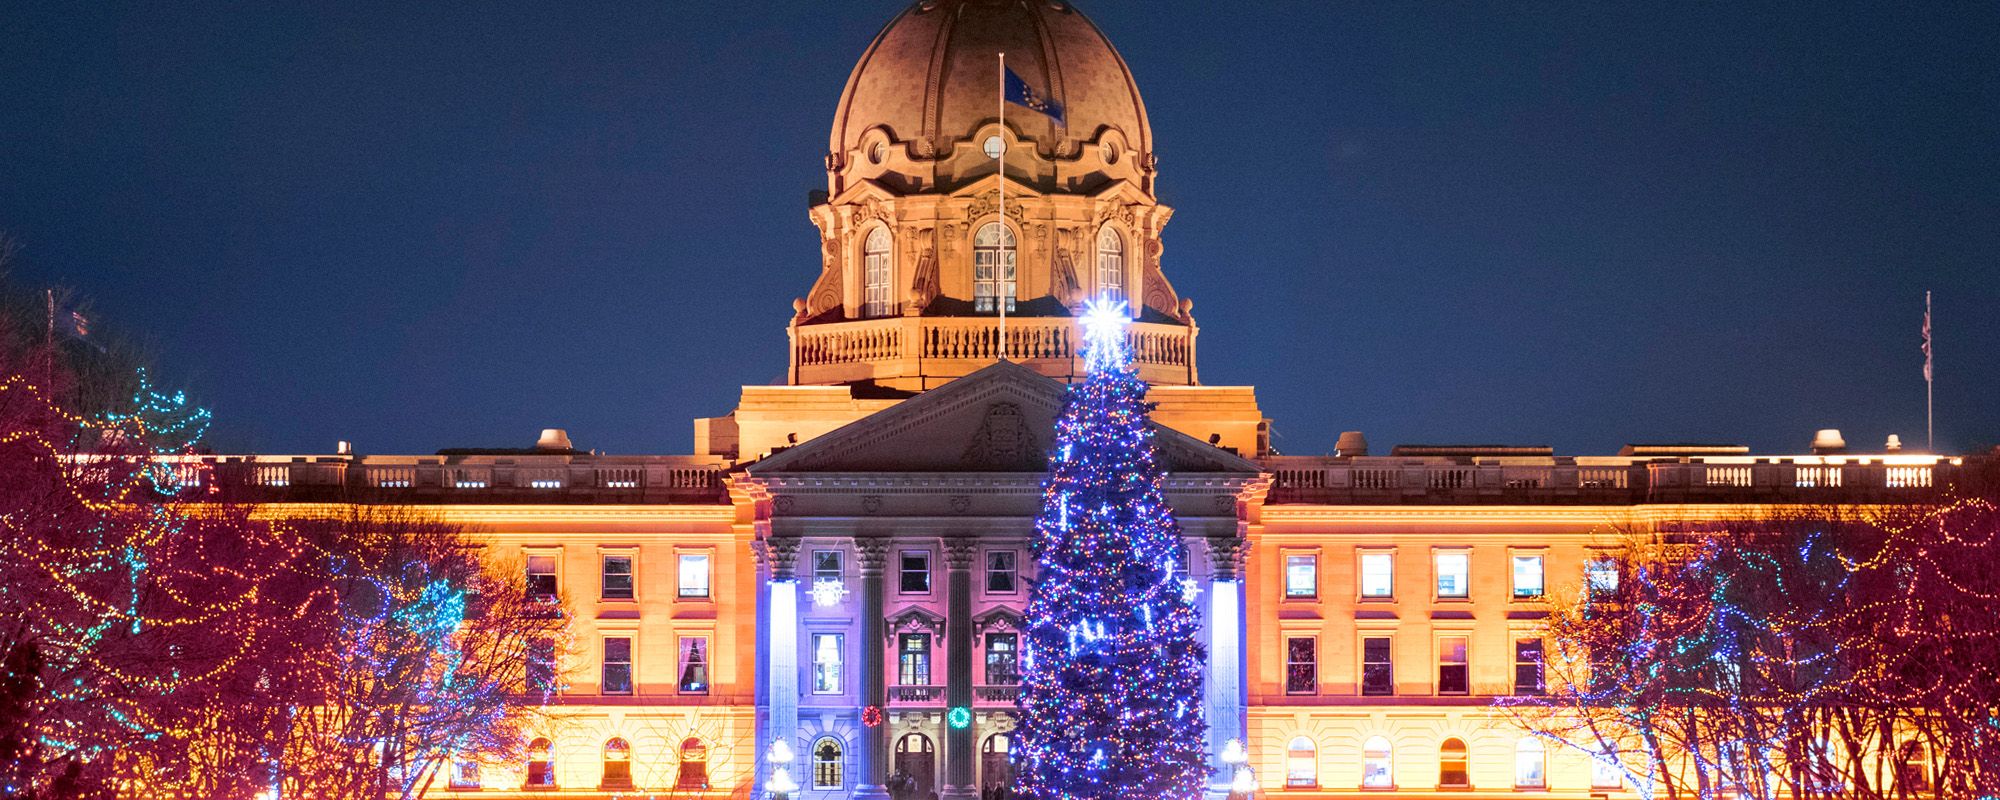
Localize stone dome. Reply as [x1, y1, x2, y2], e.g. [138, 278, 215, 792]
[830, 0, 1151, 170]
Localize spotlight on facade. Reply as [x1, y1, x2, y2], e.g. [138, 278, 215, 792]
[765, 738, 799, 800]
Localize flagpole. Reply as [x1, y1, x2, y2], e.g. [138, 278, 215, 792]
[997, 51, 1008, 359]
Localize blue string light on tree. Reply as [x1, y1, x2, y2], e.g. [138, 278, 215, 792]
[1014, 299, 1208, 800]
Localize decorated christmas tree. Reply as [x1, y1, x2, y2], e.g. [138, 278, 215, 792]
[1015, 301, 1209, 800]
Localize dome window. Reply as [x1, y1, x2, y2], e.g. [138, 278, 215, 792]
[863, 227, 894, 318]
[973, 223, 1017, 313]
[982, 135, 1006, 160]
[869, 140, 887, 165]
[1101, 141, 1119, 165]
[1096, 226, 1125, 306]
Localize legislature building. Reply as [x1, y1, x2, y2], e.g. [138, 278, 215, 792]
[212, 1, 1966, 797]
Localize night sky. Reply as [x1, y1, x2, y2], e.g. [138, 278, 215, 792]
[2, 1, 1994, 457]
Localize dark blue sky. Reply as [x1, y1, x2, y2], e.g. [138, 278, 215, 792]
[2, 1, 1994, 457]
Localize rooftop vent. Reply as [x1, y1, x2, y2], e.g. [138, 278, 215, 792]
[1811, 429, 1847, 455]
[1335, 431, 1369, 457]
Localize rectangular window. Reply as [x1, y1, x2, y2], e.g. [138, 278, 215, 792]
[450, 760, 480, 789]
[986, 550, 1018, 594]
[1284, 637, 1317, 695]
[678, 636, 710, 693]
[526, 637, 556, 693]
[1360, 551, 1394, 598]
[526, 553, 558, 598]
[1587, 556, 1620, 597]
[900, 552, 931, 594]
[1439, 636, 1469, 695]
[1512, 554, 1545, 599]
[601, 554, 634, 600]
[1515, 639, 1545, 695]
[813, 549, 843, 583]
[898, 633, 932, 685]
[1283, 554, 1317, 598]
[678, 553, 711, 599]
[1362, 636, 1394, 696]
[811, 633, 843, 694]
[1435, 551, 1469, 599]
[985, 633, 1019, 685]
[1592, 750, 1624, 789]
[602, 636, 633, 695]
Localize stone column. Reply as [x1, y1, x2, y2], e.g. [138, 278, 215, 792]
[941, 540, 978, 799]
[853, 539, 893, 800]
[1204, 535, 1249, 800]
[764, 538, 801, 800]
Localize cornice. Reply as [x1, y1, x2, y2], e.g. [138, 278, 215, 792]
[1255, 503, 1888, 526]
[243, 503, 735, 524]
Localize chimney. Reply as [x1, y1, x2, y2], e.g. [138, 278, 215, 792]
[335, 440, 352, 456]
[1810, 429, 1847, 455]
[536, 428, 573, 451]
[1335, 431, 1369, 457]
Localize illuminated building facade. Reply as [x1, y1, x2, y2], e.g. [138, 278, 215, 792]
[215, 1, 1968, 796]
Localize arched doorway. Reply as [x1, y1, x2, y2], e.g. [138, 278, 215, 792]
[981, 733, 1013, 791]
[894, 732, 936, 799]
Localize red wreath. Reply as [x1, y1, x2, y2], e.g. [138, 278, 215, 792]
[862, 705, 884, 728]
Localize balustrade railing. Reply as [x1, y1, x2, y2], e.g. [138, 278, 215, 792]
[791, 315, 1196, 385]
[1262, 457, 1951, 505]
[889, 685, 944, 704]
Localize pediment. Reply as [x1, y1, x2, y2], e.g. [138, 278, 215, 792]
[747, 361, 1260, 475]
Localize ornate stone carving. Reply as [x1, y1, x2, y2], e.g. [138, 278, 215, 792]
[908, 227, 939, 312]
[855, 538, 891, 574]
[948, 495, 972, 514]
[861, 495, 884, 514]
[1206, 535, 1249, 582]
[944, 540, 977, 570]
[960, 402, 1044, 470]
[758, 536, 802, 580]
[774, 495, 796, 514]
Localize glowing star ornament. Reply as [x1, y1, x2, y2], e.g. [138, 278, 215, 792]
[810, 577, 849, 608]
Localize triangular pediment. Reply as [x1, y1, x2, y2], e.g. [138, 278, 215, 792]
[747, 361, 1260, 475]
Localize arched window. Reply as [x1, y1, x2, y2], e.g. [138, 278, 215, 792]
[602, 738, 633, 789]
[1515, 738, 1546, 788]
[1284, 736, 1317, 788]
[1096, 226, 1125, 305]
[862, 227, 893, 318]
[973, 223, 1017, 313]
[1898, 741, 1931, 792]
[982, 734, 1013, 791]
[1362, 736, 1393, 788]
[525, 737, 555, 787]
[813, 737, 844, 789]
[677, 737, 709, 790]
[1440, 739, 1469, 788]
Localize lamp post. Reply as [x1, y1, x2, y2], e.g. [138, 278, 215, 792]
[1221, 738, 1255, 800]
[766, 738, 799, 800]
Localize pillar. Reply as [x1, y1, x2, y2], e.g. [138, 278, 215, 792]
[854, 539, 892, 800]
[941, 540, 978, 799]
[1204, 535, 1249, 800]
[764, 538, 801, 799]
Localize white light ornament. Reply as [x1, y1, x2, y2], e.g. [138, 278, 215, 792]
[1079, 298, 1131, 371]
[810, 577, 849, 608]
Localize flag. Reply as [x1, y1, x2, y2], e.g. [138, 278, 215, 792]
[1004, 67, 1064, 126]
[1921, 296, 1932, 382]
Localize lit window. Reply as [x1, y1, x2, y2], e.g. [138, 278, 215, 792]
[1284, 637, 1316, 695]
[602, 636, 633, 695]
[1435, 551, 1469, 598]
[1591, 747, 1624, 789]
[1515, 738, 1546, 788]
[1438, 636, 1468, 695]
[898, 633, 932, 686]
[985, 633, 1019, 685]
[986, 550, 1018, 594]
[678, 553, 710, 599]
[601, 554, 634, 600]
[812, 633, 843, 694]
[450, 759, 480, 789]
[1362, 736, 1393, 788]
[526, 554, 558, 598]
[1284, 554, 1317, 598]
[973, 223, 1017, 313]
[677, 737, 709, 790]
[526, 738, 555, 787]
[1586, 556, 1619, 597]
[602, 738, 633, 790]
[1285, 736, 1317, 788]
[1515, 639, 1545, 695]
[862, 227, 893, 318]
[1096, 226, 1125, 305]
[1362, 637, 1394, 696]
[526, 637, 556, 693]
[813, 737, 844, 789]
[1897, 741, 1929, 792]
[1512, 554, 1545, 599]
[678, 637, 710, 693]
[900, 551, 931, 594]
[1440, 739, 1470, 788]
[813, 550, 845, 605]
[1361, 552, 1394, 598]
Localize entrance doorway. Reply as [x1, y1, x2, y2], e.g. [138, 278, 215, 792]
[894, 733, 936, 799]
[981, 733, 1014, 792]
